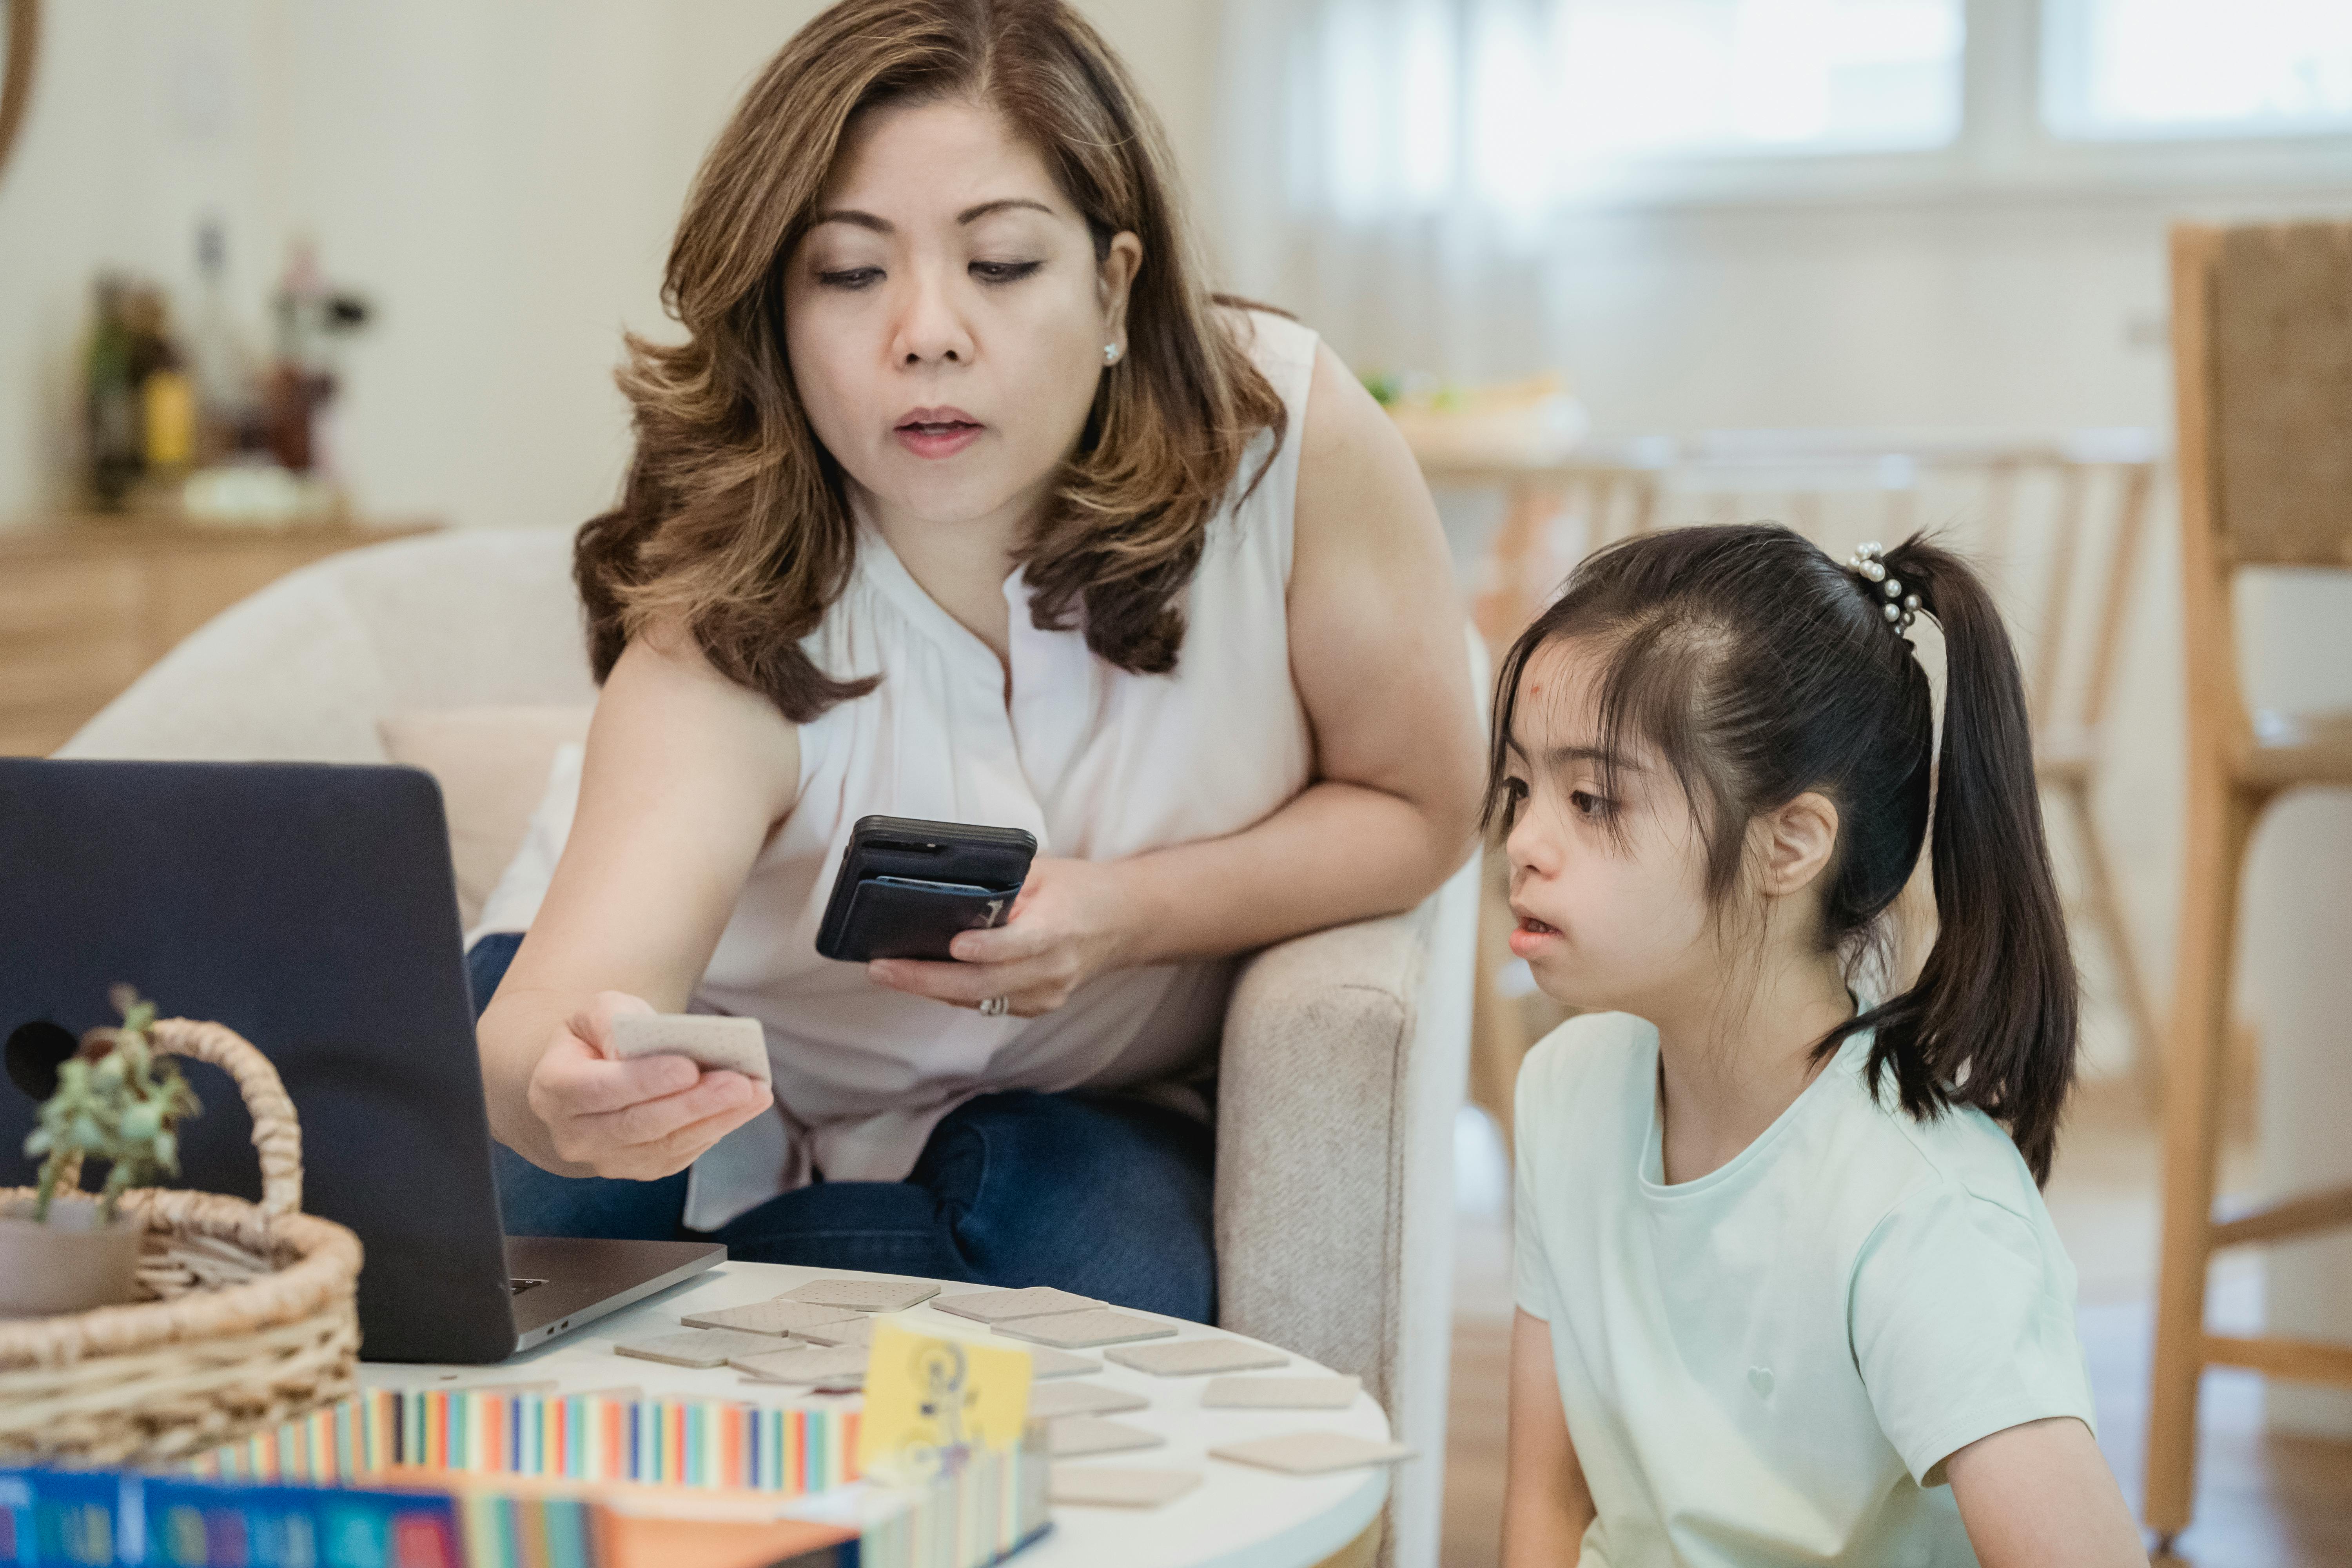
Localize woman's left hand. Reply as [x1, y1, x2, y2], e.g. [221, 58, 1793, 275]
[866, 856, 1136, 1017]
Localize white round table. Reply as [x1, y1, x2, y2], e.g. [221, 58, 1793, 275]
[363, 1261, 1391, 1568]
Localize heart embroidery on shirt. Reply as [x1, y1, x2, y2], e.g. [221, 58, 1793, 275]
[1748, 1367, 1774, 1399]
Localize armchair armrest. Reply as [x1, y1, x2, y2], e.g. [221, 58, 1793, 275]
[1215, 854, 1479, 1568]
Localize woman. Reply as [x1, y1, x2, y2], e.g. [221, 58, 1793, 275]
[473, 0, 1482, 1322]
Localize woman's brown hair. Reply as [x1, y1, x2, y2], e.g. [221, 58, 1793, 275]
[576, 0, 1287, 720]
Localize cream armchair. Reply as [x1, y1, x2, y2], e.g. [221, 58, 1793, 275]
[62, 528, 1475, 1568]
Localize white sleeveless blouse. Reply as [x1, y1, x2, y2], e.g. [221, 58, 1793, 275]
[486, 310, 1320, 1229]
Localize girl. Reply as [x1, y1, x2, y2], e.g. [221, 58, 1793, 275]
[1495, 525, 2145, 1565]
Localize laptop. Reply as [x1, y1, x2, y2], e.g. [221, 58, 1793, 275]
[0, 757, 722, 1362]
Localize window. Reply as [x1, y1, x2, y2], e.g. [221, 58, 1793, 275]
[1552, 0, 1964, 159]
[1279, 0, 2352, 221]
[2042, 0, 2352, 141]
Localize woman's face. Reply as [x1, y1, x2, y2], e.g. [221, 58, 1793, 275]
[783, 96, 1141, 537]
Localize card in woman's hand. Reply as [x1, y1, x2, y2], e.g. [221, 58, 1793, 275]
[609, 1013, 771, 1084]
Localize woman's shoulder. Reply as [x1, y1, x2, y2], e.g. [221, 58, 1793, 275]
[1195, 304, 1324, 573]
[1212, 303, 1322, 443]
[597, 628, 804, 813]
[1214, 300, 1321, 379]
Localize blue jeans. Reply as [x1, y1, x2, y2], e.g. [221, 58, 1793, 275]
[468, 933, 1216, 1322]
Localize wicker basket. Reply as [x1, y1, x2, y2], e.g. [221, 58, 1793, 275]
[0, 1018, 363, 1464]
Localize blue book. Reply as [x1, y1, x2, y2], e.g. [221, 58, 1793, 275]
[0, 1470, 462, 1568]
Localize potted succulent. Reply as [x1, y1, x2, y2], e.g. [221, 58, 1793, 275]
[1, 987, 201, 1317]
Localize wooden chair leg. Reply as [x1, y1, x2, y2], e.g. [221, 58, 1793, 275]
[2144, 786, 2261, 1544]
[2057, 779, 2164, 1109]
[1472, 482, 1568, 660]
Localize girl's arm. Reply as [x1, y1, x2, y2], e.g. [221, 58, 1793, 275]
[874, 340, 1487, 1015]
[475, 627, 800, 1177]
[1503, 1308, 1594, 1567]
[1945, 1417, 2146, 1566]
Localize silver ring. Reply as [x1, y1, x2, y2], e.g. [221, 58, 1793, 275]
[978, 995, 1009, 1018]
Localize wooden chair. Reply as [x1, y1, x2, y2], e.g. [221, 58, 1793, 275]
[2014, 441, 2165, 1107]
[2145, 220, 2352, 1548]
[1430, 453, 1663, 664]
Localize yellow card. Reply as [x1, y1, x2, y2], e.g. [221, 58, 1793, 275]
[856, 1318, 1034, 1476]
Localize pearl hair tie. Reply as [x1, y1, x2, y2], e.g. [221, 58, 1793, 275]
[1846, 542, 1921, 632]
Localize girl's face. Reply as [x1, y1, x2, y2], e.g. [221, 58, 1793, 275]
[1498, 639, 1722, 1018]
[782, 96, 1141, 538]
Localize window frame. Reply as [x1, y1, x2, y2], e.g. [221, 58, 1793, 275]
[1548, 0, 2352, 210]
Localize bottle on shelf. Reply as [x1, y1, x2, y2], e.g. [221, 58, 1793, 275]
[83, 278, 142, 509]
[131, 292, 197, 479]
[264, 238, 339, 473]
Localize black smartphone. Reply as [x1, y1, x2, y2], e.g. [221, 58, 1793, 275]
[814, 815, 1039, 963]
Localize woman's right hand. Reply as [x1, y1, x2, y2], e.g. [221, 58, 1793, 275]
[524, 991, 773, 1181]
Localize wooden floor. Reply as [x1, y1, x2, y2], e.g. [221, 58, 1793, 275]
[1438, 1098, 2352, 1566]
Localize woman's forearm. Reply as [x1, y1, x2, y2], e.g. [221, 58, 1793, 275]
[1111, 778, 1477, 969]
[478, 978, 591, 1174]
[472, 635, 800, 1174]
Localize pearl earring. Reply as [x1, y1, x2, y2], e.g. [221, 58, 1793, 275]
[1102, 343, 1122, 366]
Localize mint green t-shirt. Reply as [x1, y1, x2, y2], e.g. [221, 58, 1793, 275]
[1513, 1013, 2095, 1568]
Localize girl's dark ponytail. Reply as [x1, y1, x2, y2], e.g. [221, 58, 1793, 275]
[1849, 537, 2077, 1183]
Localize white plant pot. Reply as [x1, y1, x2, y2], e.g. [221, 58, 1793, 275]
[0, 1195, 145, 1317]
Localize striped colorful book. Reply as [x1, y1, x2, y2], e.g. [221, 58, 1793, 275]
[191, 1389, 861, 1495]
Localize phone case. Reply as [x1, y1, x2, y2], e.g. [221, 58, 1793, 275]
[835, 878, 1017, 962]
[815, 815, 1038, 962]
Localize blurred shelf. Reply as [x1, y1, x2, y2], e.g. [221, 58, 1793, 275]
[0, 514, 441, 756]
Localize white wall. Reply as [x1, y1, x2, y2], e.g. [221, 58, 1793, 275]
[0, 0, 1227, 532]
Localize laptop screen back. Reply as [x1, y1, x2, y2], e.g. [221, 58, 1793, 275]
[0, 758, 519, 1362]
